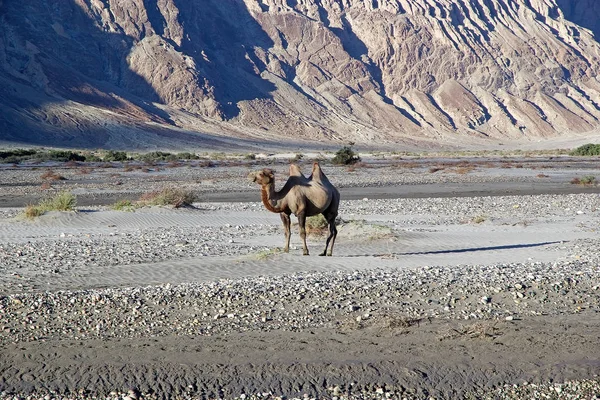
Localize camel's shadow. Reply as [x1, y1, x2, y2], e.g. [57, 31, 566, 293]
[397, 241, 563, 256]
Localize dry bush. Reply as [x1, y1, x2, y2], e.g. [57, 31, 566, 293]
[395, 161, 420, 169]
[198, 160, 216, 168]
[23, 204, 44, 219]
[571, 176, 597, 186]
[471, 215, 487, 224]
[40, 182, 52, 190]
[537, 173, 550, 178]
[438, 321, 502, 340]
[456, 160, 473, 167]
[305, 214, 329, 236]
[453, 166, 475, 174]
[378, 315, 421, 330]
[124, 164, 143, 172]
[40, 169, 66, 181]
[429, 166, 445, 173]
[138, 187, 197, 208]
[167, 161, 181, 168]
[337, 313, 421, 334]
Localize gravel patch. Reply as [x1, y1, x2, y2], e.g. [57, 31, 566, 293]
[2, 259, 599, 345]
[1, 161, 600, 399]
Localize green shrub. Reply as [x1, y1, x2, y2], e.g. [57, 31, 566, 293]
[111, 199, 136, 211]
[40, 191, 77, 211]
[176, 152, 199, 160]
[84, 154, 103, 162]
[332, 146, 361, 165]
[0, 149, 38, 163]
[570, 143, 600, 156]
[138, 151, 179, 163]
[22, 191, 77, 218]
[306, 214, 328, 235]
[46, 150, 86, 162]
[103, 150, 128, 162]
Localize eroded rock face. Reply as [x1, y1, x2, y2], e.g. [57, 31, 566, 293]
[1, 0, 599, 148]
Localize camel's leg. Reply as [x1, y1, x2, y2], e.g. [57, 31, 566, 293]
[319, 211, 338, 256]
[280, 212, 291, 253]
[297, 211, 309, 255]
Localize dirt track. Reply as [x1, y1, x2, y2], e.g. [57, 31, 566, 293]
[3, 314, 599, 399]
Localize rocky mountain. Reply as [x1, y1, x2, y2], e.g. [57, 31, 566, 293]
[1, 0, 600, 150]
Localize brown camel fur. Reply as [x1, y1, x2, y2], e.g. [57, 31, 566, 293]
[248, 162, 340, 256]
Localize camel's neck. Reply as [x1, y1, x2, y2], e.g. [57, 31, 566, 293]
[260, 182, 287, 213]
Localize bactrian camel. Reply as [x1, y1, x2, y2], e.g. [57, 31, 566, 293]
[248, 162, 340, 256]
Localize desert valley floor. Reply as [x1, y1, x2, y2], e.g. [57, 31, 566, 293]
[0, 153, 599, 399]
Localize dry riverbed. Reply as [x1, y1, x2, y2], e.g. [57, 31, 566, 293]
[1, 155, 600, 399]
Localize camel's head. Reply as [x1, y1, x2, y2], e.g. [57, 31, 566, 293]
[248, 168, 275, 186]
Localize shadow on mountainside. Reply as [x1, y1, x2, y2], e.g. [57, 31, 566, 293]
[171, 0, 276, 119]
[555, 0, 600, 40]
[0, 0, 174, 148]
[0, 0, 278, 148]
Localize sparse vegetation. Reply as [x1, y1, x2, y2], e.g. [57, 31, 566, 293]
[453, 165, 476, 174]
[21, 191, 77, 219]
[570, 143, 600, 156]
[176, 152, 200, 160]
[571, 176, 597, 186]
[306, 214, 329, 236]
[111, 199, 136, 211]
[138, 187, 197, 208]
[0, 149, 87, 164]
[471, 215, 487, 224]
[332, 146, 361, 165]
[40, 169, 66, 181]
[102, 150, 129, 162]
[139, 151, 178, 163]
[256, 247, 283, 260]
[23, 204, 45, 219]
[439, 321, 502, 340]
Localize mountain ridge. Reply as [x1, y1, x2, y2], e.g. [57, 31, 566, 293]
[1, 0, 600, 150]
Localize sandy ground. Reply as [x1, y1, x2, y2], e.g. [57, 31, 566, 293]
[1, 155, 600, 399]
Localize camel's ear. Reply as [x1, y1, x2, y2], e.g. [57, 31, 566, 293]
[263, 168, 274, 178]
